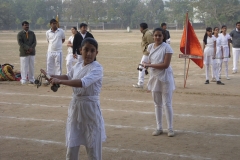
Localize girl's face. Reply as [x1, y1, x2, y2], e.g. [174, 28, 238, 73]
[71, 28, 77, 34]
[153, 30, 164, 44]
[80, 43, 98, 65]
[222, 27, 227, 33]
[207, 30, 212, 36]
[214, 28, 219, 34]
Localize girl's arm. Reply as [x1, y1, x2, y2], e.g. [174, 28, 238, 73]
[143, 53, 172, 70]
[228, 39, 231, 58]
[50, 75, 69, 80]
[213, 41, 216, 59]
[67, 40, 72, 47]
[51, 78, 83, 87]
[202, 42, 205, 51]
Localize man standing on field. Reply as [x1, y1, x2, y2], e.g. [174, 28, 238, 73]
[133, 23, 153, 88]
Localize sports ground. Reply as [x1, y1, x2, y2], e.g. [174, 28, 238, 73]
[0, 30, 240, 159]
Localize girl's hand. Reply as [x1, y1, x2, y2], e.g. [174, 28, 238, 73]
[142, 62, 150, 68]
[50, 78, 61, 85]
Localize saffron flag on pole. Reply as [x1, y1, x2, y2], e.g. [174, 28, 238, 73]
[56, 14, 60, 28]
[180, 13, 203, 68]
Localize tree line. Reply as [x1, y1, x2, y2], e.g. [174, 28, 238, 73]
[0, 0, 240, 30]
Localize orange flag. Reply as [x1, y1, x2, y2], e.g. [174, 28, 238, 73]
[56, 14, 60, 28]
[180, 13, 203, 68]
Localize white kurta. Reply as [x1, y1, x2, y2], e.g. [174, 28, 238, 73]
[204, 36, 216, 65]
[147, 42, 175, 93]
[219, 33, 231, 61]
[66, 61, 106, 148]
[214, 35, 223, 64]
[66, 35, 75, 61]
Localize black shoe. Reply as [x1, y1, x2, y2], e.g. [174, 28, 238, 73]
[217, 81, 225, 85]
[205, 80, 209, 84]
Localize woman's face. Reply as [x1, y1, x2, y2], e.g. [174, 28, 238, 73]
[153, 30, 164, 44]
[71, 28, 77, 34]
[222, 27, 227, 33]
[207, 30, 212, 36]
[80, 43, 98, 65]
[214, 28, 219, 34]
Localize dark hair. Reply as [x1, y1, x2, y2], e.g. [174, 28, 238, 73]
[153, 28, 167, 43]
[72, 27, 77, 30]
[80, 38, 98, 50]
[79, 23, 88, 28]
[212, 27, 219, 35]
[50, 19, 57, 24]
[203, 27, 212, 45]
[161, 23, 167, 27]
[140, 23, 148, 30]
[22, 21, 29, 26]
[236, 22, 240, 26]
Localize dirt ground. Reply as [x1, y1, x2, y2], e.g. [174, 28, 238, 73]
[0, 29, 240, 160]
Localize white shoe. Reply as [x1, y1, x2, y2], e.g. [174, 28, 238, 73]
[152, 130, 163, 136]
[226, 77, 230, 80]
[133, 84, 143, 88]
[168, 130, 175, 137]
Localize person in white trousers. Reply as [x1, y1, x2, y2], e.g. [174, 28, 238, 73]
[219, 25, 231, 80]
[133, 23, 153, 88]
[17, 21, 37, 85]
[45, 19, 65, 85]
[203, 27, 216, 84]
[142, 28, 175, 137]
[50, 38, 106, 160]
[66, 27, 78, 74]
[212, 27, 224, 85]
[229, 22, 240, 74]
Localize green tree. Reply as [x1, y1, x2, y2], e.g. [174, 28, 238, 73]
[15, 18, 21, 30]
[0, 0, 15, 29]
[36, 17, 45, 30]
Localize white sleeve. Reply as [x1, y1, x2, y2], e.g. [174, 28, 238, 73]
[81, 64, 103, 88]
[213, 36, 216, 41]
[227, 34, 231, 39]
[147, 43, 153, 52]
[46, 31, 49, 41]
[165, 43, 173, 54]
[62, 30, 65, 39]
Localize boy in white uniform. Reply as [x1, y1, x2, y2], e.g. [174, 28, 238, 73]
[50, 38, 106, 160]
[46, 19, 65, 77]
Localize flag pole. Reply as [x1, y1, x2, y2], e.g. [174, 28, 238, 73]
[184, 11, 188, 88]
[184, 59, 190, 88]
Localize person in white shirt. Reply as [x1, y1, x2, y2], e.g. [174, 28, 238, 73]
[203, 27, 216, 84]
[219, 25, 231, 80]
[212, 27, 224, 85]
[66, 27, 78, 74]
[142, 28, 175, 137]
[50, 38, 106, 160]
[46, 19, 65, 78]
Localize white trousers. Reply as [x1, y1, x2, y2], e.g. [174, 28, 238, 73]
[212, 61, 221, 81]
[20, 55, 35, 83]
[138, 55, 149, 85]
[46, 51, 63, 75]
[232, 48, 240, 72]
[152, 91, 173, 131]
[66, 54, 78, 74]
[219, 61, 228, 77]
[66, 131, 102, 160]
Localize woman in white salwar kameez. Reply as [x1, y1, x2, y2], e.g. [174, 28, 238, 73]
[50, 38, 106, 160]
[212, 27, 225, 85]
[142, 28, 175, 137]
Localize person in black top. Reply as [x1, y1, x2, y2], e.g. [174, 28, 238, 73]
[73, 23, 94, 62]
[161, 23, 171, 44]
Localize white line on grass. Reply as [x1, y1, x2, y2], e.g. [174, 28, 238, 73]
[1, 102, 239, 120]
[0, 116, 239, 137]
[0, 92, 238, 108]
[0, 136, 211, 160]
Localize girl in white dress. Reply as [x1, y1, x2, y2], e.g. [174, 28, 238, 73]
[66, 27, 78, 74]
[212, 27, 224, 85]
[219, 25, 231, 80]
[142, 28, 175, 137]
[50, 38, 106, 160]
[203, 27, 216, 84]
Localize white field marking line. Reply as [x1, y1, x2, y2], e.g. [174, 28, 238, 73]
[105, 124, 240, 137]
[1, 101, 239, 120]
[97, 56, 129, 59]
[0, 92, 239, 109]
[0, 116, 64, 123]
[0, 136, 212, 160]
[0, 115, 239, 138]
